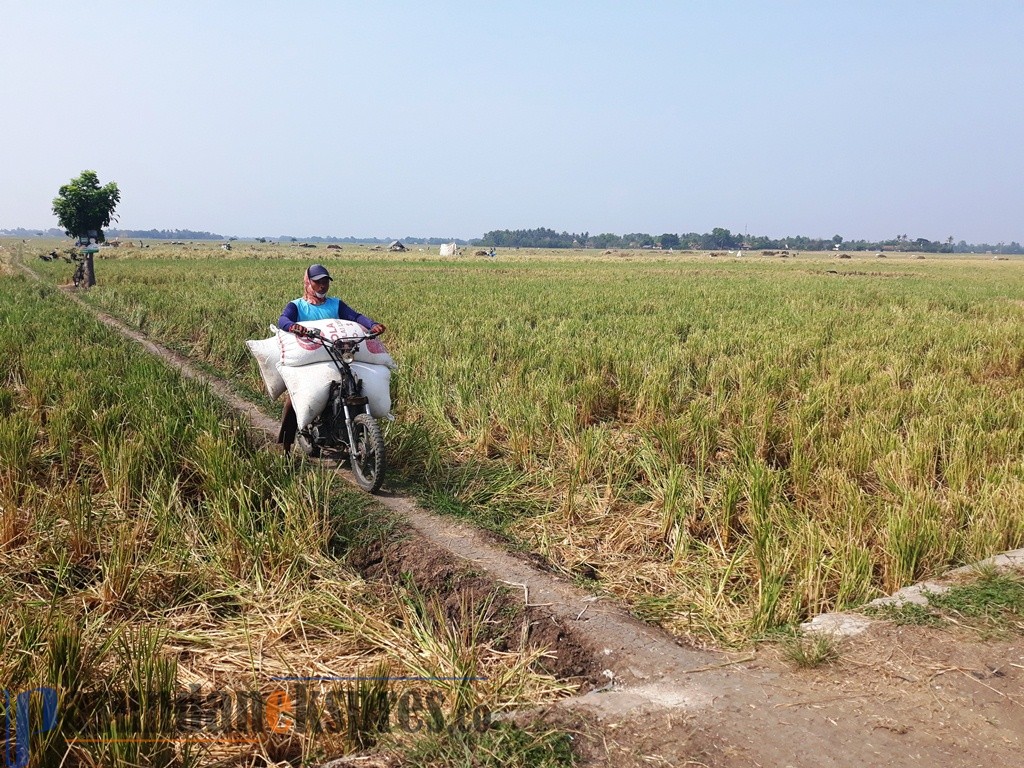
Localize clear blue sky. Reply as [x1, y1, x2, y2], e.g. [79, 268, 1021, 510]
[2, 1, 1021, 242]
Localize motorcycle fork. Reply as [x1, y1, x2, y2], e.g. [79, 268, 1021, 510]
[342, 404, 358, 456]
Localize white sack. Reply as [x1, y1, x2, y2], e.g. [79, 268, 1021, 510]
[355, 336, 398, 371]
[278, 362, 340, 430]
[278, 361, 393, 430]
[350, 362, 393, 420]
[245, 336, 287, 400]
[276, 319, 397, 370]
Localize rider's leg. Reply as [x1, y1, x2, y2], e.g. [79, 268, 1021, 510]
[278, 394, 298, 453]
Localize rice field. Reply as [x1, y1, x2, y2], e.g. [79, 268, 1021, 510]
[22, 240, 1024, 646]
[0, 260, 573, 767]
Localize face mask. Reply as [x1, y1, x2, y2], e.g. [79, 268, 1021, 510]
[313, 289, 328, 299]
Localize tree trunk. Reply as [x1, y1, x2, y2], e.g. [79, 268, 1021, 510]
[85, 253, 96, 287]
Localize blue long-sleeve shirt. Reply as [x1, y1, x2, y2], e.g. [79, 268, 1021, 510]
[278, 297, 376, 332]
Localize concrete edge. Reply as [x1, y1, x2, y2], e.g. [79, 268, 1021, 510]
[801, 548, 1024, 639]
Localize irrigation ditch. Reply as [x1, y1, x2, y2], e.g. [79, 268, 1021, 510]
[14, 257, 1024, 767]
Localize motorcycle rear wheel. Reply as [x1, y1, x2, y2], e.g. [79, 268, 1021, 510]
[350, 413, 385, 493]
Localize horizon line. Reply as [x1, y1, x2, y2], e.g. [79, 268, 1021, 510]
[3, 227, 1021, 246]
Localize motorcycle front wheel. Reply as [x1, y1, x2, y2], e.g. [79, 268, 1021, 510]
[350, 413, 385, 493]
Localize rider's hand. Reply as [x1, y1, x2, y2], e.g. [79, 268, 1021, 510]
[369, 323, 386, 335]
[291, 323, 309, 336]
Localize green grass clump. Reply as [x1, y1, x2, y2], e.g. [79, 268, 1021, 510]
[400, 722, 576, 768]
[868, 568, 1024, 635]
[935, 568, 1024, 620]
[781, 633, 840, 668]
[866, 601, 946, 627]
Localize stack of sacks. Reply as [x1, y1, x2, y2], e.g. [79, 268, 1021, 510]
[246, 319, 396, 429]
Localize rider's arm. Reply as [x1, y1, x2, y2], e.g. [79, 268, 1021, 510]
[278, 302, 299, 331]
[336, 299, 376, 331]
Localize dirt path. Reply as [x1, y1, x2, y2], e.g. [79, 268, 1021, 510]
[24, 266, 1024, 767]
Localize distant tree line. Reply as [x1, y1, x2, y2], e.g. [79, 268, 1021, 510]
[265, 235, 471, 245]
[105, 228, 223, 240]
[3, 225, 1020, 254]
[399, 236, 471, 245]
[0, 227, 67, 237]
[475, 227, 1024, 254]
[0, 226, 225, 240]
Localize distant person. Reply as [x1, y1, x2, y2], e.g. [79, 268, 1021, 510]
[277, 263, 385, 452]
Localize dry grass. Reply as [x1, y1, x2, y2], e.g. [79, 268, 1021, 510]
[0, 270, 573, 767]
[22, 239, 1024, 646]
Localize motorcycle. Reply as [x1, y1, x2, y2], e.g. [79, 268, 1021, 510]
[72, 254, 87, 287]
[290, 327, 387, 493]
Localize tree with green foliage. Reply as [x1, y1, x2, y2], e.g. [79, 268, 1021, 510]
[659, 233, 681, 249]
[52, 170, 121, 287]
[704, 227, 738, 249]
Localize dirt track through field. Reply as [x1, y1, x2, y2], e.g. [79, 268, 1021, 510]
[22, 262, 1024, 767]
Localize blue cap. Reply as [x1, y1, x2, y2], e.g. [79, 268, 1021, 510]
[307, 264, 332, 281]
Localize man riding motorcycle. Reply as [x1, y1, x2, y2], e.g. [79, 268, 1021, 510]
[277, 263, 385, 453]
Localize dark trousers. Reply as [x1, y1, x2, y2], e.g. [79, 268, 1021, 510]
[278, 394, 298, 453]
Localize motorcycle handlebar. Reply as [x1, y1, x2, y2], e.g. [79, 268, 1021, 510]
[291, 326, 381, 347]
